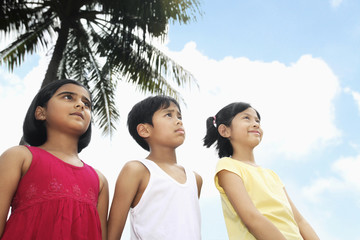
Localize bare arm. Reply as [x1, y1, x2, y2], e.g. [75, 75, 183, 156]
[107, 161, 148, 240]
[194, 172, 203, 198]
[95, 169, 109, 240]
[217, 170, 287, 240]
[284, 188, 320, 240]
[0, 146, 31, 237]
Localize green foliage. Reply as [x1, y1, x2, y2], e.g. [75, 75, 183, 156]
[0, 0, 201, 135]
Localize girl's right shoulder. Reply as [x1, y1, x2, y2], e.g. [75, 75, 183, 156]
[0, 145, 32, 159]
[0, 145, 33, 174]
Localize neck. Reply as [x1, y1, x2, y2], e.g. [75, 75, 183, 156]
[41, 131, 80, 156]
[231, 144, 256, 164]
[146, 146, 178, 164]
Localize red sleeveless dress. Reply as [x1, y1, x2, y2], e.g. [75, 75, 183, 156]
[1, 146, 102, 240]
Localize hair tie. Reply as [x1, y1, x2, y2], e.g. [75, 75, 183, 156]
[213, 116, 217, 128]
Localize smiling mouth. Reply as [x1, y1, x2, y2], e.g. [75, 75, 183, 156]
[249, 131, 260, 135]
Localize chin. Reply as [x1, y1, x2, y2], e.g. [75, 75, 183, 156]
[250, 140, 261, 148]
[174, 142, 185, 148]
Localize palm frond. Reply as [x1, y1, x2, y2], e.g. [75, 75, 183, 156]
[92, 65, 119, 136]
[63, 25, 119, 135]
[94, 24, 197, 98]
[0, 17, 55, 70]
[1, 0, 202, 136]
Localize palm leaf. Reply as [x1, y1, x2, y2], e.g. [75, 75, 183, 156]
[1, 0, 202, 136]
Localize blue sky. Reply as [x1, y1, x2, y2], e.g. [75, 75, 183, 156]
[1, 1, 360, 239]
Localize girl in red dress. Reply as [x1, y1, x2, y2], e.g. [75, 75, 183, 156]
[0, 79, 108, 240]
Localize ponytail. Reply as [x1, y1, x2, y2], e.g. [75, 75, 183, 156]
[203, 116, 218, 148]
[203, 102, 260, 158]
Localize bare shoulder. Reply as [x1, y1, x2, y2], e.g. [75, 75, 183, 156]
[93, 168, 108, 190]
[0, 145, 32, 166]
[0, 145, 31, 158]
[0, 145, 32, 177]
[115, 160, 150, 192]
[120, 160, 149, 176]
[113, 160, 150, 208]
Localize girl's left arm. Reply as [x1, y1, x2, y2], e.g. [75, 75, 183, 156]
[284, 188, 320, 240]
[96, 170, 109, 240]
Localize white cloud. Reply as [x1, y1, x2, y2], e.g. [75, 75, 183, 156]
[165, 42, 342, 159]
[330, 0, 344, 8]
[0, 54, 47, 148]
[302, 177, 344, 203]
[345, 88, 360, 114]
[333, 155, 360, 191]
[302, 154, 360, 203]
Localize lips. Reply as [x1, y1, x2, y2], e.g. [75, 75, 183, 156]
[176, 128, 185, 135]
[70, 112, 84, 119]
[249, 131, 260, 135]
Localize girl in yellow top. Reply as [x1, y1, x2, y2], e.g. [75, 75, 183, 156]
[203, 102, 319, 240]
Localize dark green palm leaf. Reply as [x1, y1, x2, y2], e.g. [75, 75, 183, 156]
[1, 0, 201, 136]
[0, 13, 55, 70]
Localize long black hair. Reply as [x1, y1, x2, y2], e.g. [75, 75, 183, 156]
[203, 102, 260, 158]
[23, 79, 92, 153]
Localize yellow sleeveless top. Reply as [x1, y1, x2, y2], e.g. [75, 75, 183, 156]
[215, 157, 303, 240]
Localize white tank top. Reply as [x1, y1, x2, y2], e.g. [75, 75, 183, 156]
[130, 159, 202, 240]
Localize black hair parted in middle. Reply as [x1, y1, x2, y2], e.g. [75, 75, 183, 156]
[203, 102, 261, 158]
[127, 95, 181, 151]
[23, 79, 92, 153]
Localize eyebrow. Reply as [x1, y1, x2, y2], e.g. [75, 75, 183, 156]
[56, 91, 91, 104]
[162, 108, 182, 115]
[241, 112, 260, 119]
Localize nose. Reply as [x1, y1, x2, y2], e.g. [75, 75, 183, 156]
[75, 100, 84, 109]
[176, 117, 183, 125]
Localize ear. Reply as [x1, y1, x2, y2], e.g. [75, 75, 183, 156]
[35, 106, 46, 120]
[218, 124, 230, 138]
[137, 123, 151, 138]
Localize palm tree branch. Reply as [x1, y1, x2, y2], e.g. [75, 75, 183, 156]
[65, 23, 119, 135]
[1, 0, 202, 136]
[0, 15, 56, 70]
[102, 25, 197, 89]
[1, 1, 53, 32]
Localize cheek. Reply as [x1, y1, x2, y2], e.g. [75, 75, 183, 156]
[85, 112, 92, 123]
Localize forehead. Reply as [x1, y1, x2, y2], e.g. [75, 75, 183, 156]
[237, 107, 258, 117]
[158, 101, 180, 112]
[54, 84, 90, 99]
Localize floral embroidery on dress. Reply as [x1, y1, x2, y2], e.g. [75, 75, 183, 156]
[87, 188, 96, 202]
[25, 184, 37, 200]
[72, 184, 81, 197]
[48, 178, 63, 192]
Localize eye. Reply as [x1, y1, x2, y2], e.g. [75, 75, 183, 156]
[84, 101, 91, 109]
[64, 94, 73, 100]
